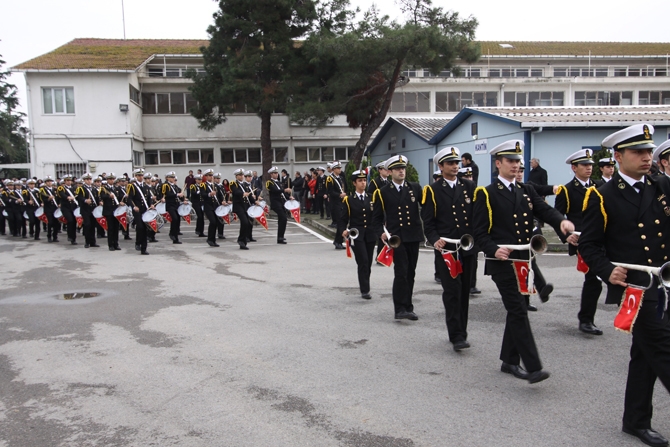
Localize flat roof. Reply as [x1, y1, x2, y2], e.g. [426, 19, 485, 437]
[13, 39, 670, 71]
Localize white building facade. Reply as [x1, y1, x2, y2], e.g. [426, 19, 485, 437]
[13, 39, 670, 180]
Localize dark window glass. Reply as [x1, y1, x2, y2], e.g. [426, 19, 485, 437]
[187, 150, 200, 164]
[159, 151, 172, 164]
[201, 149, 214, 164]
[436, 92, 448, 112]
[172, 150, 186, 164]
[221, 149, 234, 164]
[156, 94, 170, 114]
[248, 148, 261, 163]
[185, 93, 198, 113]
[142, 93, 156, 114]
[145, 151, 158, 165]
[335, 147, 348, 160]
[274, 148, 288, 163]
[294, 148, 308, 162]
[170, 93, 184, 114]
[235, 149, 247, 163]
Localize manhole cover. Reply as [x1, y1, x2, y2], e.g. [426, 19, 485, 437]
[57, 292, 100, 300]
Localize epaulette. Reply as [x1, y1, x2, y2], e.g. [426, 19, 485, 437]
[126, 184, 135, 195]
[474, 186, 493, 233]
[326, 176, 332, 185]
[583, 186, 607, 231]
[342, 195, 350, 216]
[421, 185, 436, 217]
[372, 188, 384, 212]
[555, 185, 570, 213]
[161, 184, 169, 194]
[265, 180, 272, 189]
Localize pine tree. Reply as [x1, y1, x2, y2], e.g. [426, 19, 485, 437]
[0, 53, 29, 176]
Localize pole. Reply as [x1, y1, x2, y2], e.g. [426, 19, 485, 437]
[121, 0, 126, 39]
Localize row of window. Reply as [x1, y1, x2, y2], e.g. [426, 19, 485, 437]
[146, 66, 206, 78]
[390, 90, 670, 111]
[141, 147, 354, 166]
[402, 66, 669, 78]
[141, 92, 198, 115]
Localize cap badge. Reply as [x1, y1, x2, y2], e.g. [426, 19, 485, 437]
[585, 149, 591, 158]
[451, 147, 456, 156]
[643, 125, 651, 140]
[515, 142, 521, 152]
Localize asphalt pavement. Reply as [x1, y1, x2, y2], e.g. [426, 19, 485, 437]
[0, 218, 667, 447]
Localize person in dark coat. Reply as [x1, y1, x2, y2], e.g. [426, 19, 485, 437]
[528, 158, 548, 186]
[461, 152, 479, 186]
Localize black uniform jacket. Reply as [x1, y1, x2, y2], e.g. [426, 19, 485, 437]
[421, 177, 476, 255]
[366, 177, 388, 195]
[75, 185, 97, 213]
[161, 182, 183, 209]
[265, 178, 285, 210]
[57, 184, 77, 210]
[126, 182, 153, 214]
[340, 192, 376, 243]
[326, 174, 346, 201]
[580, 173, 670, 304]
[473, 178, 565, 275]
[371, 181, 424, 243]
[555, 177, 591, 255]
[200, 182, 219, 210]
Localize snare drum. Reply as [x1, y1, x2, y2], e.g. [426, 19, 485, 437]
[35, 207, 48, 224]
[92, 206, 108, 231]
[114, 205, 129, 231]
[283, 199, 300, 211]
[215, 204, 232, 217]
[247, 205, 264, 219]
[53, 208, 68, 224]
[73, 207, 83, 228]
[142, 209, 159, 232]
[155, 202, 167, 215]
[23, 211, 29, 220]
[178, 203, 193, 217]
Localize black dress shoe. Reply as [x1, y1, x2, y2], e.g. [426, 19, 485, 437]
[34, 237, 41, 240]
[623, 426, 669, 447]
[334, 243, 345, 250]
[434, 275, 441, 283]
[135, 244, 140, 251]
[52, 238, 59, 242]
[470, 287, 482, 295]
[239, 243, 249, 250]
[579, 322, 603, 335]
[140, 251, 149, 255]
[149, 238, 157, 243]
[538, 283, 553, 302]
[91, 244, 100, 247]
[453, 340, 471, 352]
[361, 293, 372, 300]
[197, 233, 206, 237]
[328, 223, 337, 228]
[169, 235, 176, 242]
[85, 244, 90, 248]
[124, 235, 132, 240]
[47, 236, 52, 242]
[277, 239, 287, 244]
[109, 247, 116, 251]
[248, 238, 257, 242]
[527, 370, 550, 384]
[70, 241, 78, 245]
[500, 362, 528, 380]
[178, 232, 183, 235]
[527, 304, 538, 312]
[173, 240, 182, 244]
[114, 246, 121, 250]
[207, 240, 220, 247]
[395, 311, 419, 321]
[218, 235, 226, 239]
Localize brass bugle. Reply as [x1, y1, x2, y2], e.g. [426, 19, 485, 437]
[499, 234, 548, 255]
[440, 234, 474, 251]
[383, 225, 402, 249]
[348, 228, 359, 240]
[612, 261, 670, 290]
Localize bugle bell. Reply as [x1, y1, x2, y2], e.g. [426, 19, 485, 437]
[383, 226, 402, 249]
[440, 234, 474, 252]
[348, 228, 359, 240]
[612, 261, 670, 290]
[499, 234, 548, 256]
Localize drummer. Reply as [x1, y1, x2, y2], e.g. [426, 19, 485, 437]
[92, 176, 106, 239]
[243, 170, 258, 243]
[126, 168, 154, 255]
[213, 173, 226, 240]
[75, 173, 99, 248]
[99, 173, 122, 251]
[161, 171, 185, 244]
[230, 168, 252, 249]
[56, 174, 78, 245]
[266, 166, 293, 244]
[22, 179, 42, 241]
[144, 172, 158, 243]
[117, 176, 132, 240]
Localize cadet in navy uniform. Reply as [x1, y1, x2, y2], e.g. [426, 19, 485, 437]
[230, 168, 252, 249]
[266, 166, 292, 244]
[39, 176, 60, 242]
[555, 149, 604, 335]
[368, 162, 390, 263]
[473, 140, 573, 384]
[213, 173, 226, 240]
[126, 169, 154, 255]
[422, 147, 475, 351]
[100, 173, 122, 251]
[189, 175, 205, 237]
[161, 171, 185, 244]
[200, 169, 220, 247]
[243, 171, 258, 242]
[341, 169, 376, 300]
[57, 174, 78, 245]
[326, 161, 347, 249]
[581, 124, 670, 447]
[315, 167, 328, 219]
[75, 173, 99, 248]
[595, 150, 616, 186]
[143, 172, 158, 243]
[23, 179, 42, 240]
[371, 155, 424, 320]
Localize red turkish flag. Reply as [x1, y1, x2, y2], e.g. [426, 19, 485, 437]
[183, 214, 191, 224]
[233, 213, 238, 222]
[96, 216, 108, 231]
[577, 252, 589, 273]
[222, 214, 230, 225]
[442, 252, 463, 278]
[58, 215, 68, 224]
[264, 205, 269, 215]
[116, 214, 128, 231]
[290, 208, 301, 223]
[346, 238, 352, 258]
[162, 212, 172, 223]
[147, 219, 158, 232]
[37, 213, 48, 224]
[512, 261, 535, 295]
[614, 286, 645, 334]
[256, 214, 269, 230]
[376, 245, 394, 267]
[76, 216, 84, 228]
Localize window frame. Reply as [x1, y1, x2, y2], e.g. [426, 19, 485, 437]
[42, 87, 75, 115]
[145, 149, 214, 166]
[220, 148, 262, 164]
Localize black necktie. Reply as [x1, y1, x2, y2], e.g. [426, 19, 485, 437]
[634, 181, 645, 193]
[359, 194, 364, 201]
[398, 185, 402, 193]
[509, 184, 514, 193]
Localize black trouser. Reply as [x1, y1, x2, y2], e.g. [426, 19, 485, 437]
[45, 207, 60, 239]
[392, 242, 420, 314]
[217, 219, 224, 237]
[0, 207, 5, 234]
[235, 206, 251, 244]
[96, 218, 106, 237]
[435, 251, 474, 343]
[525, 258, 547, 307]
[61, 206, 77, 241]
[26, 206, 40, 239]
[332, 201, 345, 244]
[491, 265, 543, 373]
[6, 208, 16, 235]
[325, 197, 331, 218]
[167, 206, 180, 240]
[578, 267, 603, 324]
[203, 206, 217, 242]
[132, 211, 147, 251]
[105, 213, 119, 248]
[352, 239, 375, 294]
[194, 203, 204, 234]
[82, 210, 95, 245]
[272, 203, 287, 240]
[623, 289, 670, 429]
[314, 195, 324, 217]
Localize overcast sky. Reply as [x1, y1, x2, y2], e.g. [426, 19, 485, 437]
[3, 0, 670, 114]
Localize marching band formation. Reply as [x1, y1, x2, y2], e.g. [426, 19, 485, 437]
[3, 123, 670, 445]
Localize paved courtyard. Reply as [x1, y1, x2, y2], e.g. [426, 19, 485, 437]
[0, 220, 667, 446]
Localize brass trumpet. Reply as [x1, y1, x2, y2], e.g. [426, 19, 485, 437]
[440, 234, 474, 252]
[612, 261, 670, 290]
[486, 234, 548, 261]
[348, 228, 359, 240]
[383, 226, 402, 249]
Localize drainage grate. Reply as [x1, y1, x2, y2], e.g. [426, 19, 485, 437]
[57, 292, 100, 300]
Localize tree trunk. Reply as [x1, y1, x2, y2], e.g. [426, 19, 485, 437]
[260, 110, 272, 184]
[350, 60, 404, 169]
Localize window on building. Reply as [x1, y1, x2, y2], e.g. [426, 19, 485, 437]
[145, 149, 213, 165]
[220, 148, 261, 164]
[54, 163, 86, 179]
[142, 93, 156, 114]
[42, 87, 75, 114]
[390, 91, 430, 112]
[133, 151, 143, 166]
[639, 91, 670, 105]
[488, 68, 542, 78]
[436, 91, 498, 112]
[553, 67, 607, 77]
[185, 93, 197, 113]
[156, 94, 170, 114]
[574, 91, 633, 106]
[503, 91, 564, 107]
[170, 93, 185, 114]
[273, 148, 288, 163]
[141, 92, 194, 114]
[129, 85, 140, 105]
[335, 147, 349, 161]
